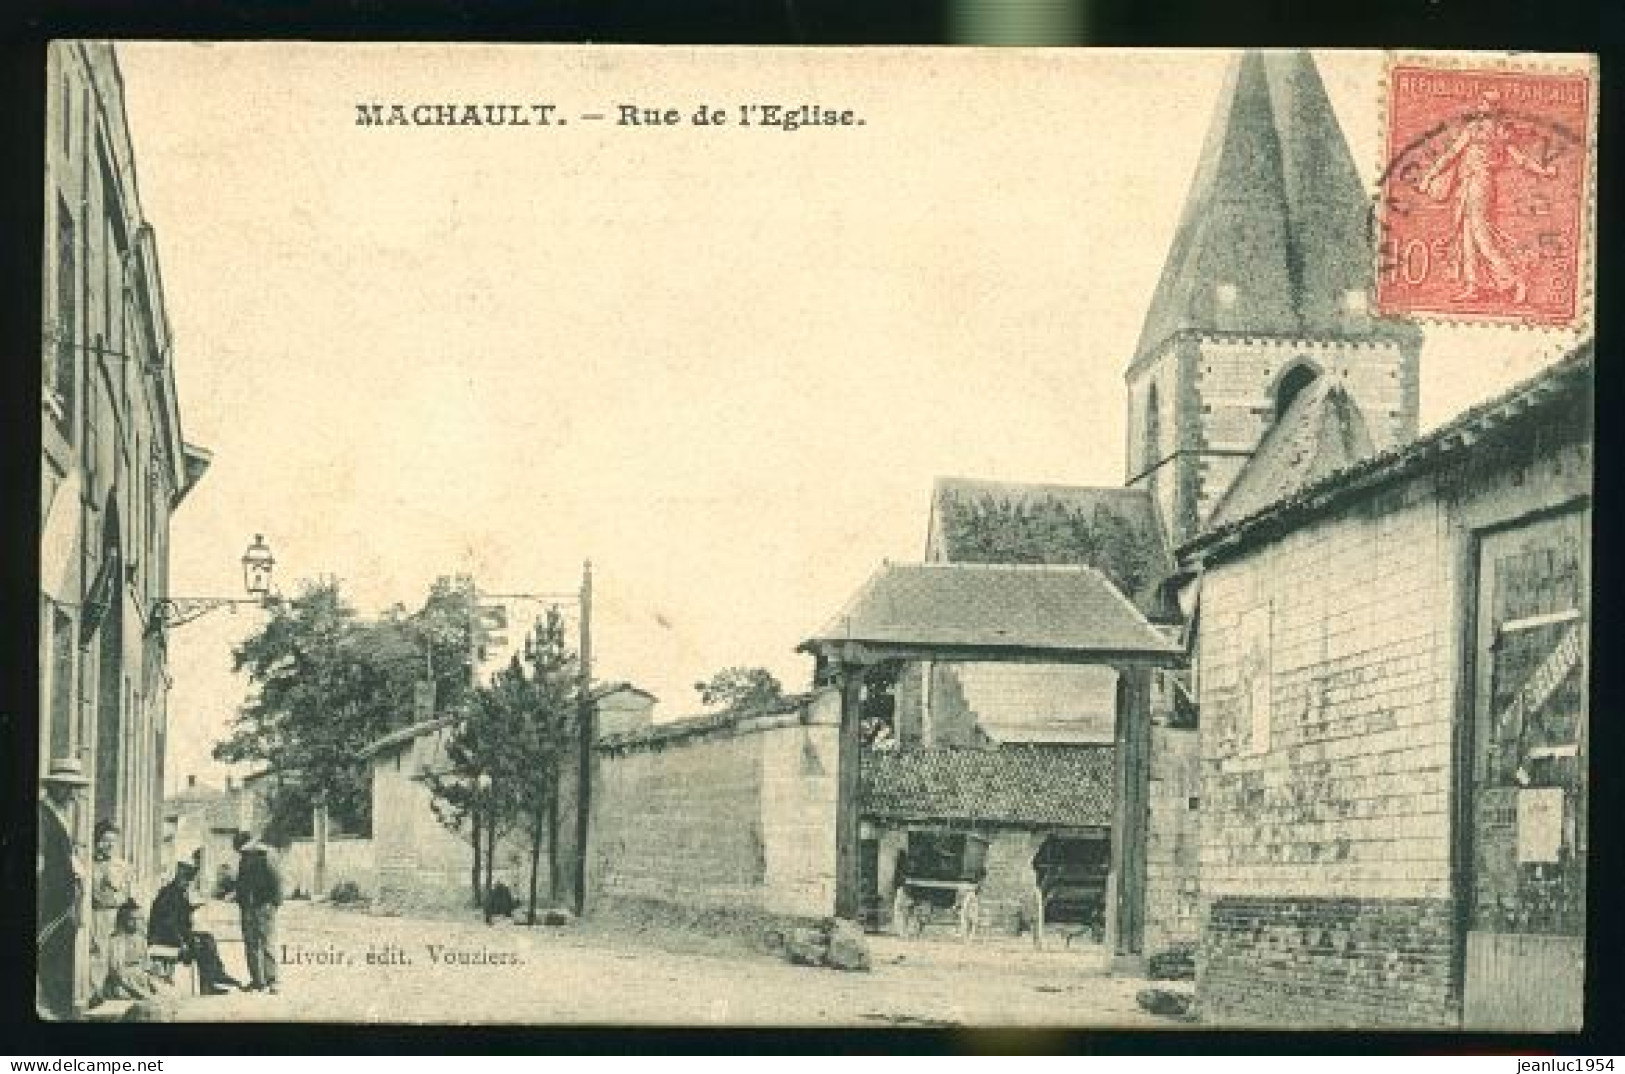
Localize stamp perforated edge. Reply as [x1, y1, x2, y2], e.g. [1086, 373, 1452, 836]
[1372, 50, 1598, 334]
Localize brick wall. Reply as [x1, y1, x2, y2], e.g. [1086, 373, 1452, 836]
[588, 693, 840, 919]
[1196, 473, 1459, 1025]
[1202, 896, 1456, 1027]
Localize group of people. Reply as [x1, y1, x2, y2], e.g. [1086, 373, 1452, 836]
[36, 761, 285, 1018]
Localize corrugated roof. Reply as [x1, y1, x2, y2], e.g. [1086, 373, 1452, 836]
[930, 477, 1174, 616]
[1184, 342, 1594, 561]
[802, 562, 1181, 659]
[861, 744, 1115, 828]
[1132, 51, 1418, 372]
[1207, 378, 1375, 529]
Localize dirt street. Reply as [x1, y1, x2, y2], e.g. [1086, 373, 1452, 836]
[173, 901, 1183, 1027]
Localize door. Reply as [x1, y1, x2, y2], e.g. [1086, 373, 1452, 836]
[1462, 509, 1588, 1030]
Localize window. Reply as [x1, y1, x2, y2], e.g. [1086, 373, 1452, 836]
[1238, 602, 1273, 755]
[50, 197, 76, 428]
[1142, 382, 1162, 472]
[60, 67, 71, 155]
[1274, 362, 1320, 420]
[48, 604, 75, 760]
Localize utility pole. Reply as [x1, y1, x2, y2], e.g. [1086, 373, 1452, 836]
[573, 560, 593, 917]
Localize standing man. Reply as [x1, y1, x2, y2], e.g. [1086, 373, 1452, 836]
[233, 831, 282, 994]
[37, 759, 90, 1020]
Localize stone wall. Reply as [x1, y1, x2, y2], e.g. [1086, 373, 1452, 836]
[588, 692, 840, 920]
[894, 661, 1117, 746]
[282, 834, 377, 900]
[1145, 724, 1201, 953]
[1195, 474, 1459, 1025]
[372, 728, 529, 911]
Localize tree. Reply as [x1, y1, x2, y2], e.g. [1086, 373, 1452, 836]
[423, 598, 580, 922]
[505, 609, 580, 921]
[694, 666, 785, 712]
[215, 579, 420, 844]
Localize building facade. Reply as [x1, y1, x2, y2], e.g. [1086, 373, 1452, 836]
[39, 41, 209, 1010]
[1182, 349, 1592, 1029]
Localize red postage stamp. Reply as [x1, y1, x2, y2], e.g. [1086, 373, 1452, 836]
[1376, 61, 1594, 326]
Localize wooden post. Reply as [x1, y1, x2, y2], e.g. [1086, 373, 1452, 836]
[1109, 665, 1153, 968]
[834, 661, 864, 920]
[573, 560, 593, 917]
[313, 795, 329, 900]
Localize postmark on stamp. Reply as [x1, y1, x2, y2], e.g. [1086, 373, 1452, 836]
[1375, 60, 1594, 327]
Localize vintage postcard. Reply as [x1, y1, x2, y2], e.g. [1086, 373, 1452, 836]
[36, 43, 1596, 1030]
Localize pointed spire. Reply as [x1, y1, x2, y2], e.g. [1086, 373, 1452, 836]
[1131, 50, 1404, 368]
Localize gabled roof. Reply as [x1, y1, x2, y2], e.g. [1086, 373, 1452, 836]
[801, 561, 1182, 663]
[928, 477, 1175, 618]
[1207, 377, 1375, 529]
[861, 744, 1115, 828]
[1132, 50, 1417, 372]
[1183, 343, 1594, 562]
[590, 681, 658, 704]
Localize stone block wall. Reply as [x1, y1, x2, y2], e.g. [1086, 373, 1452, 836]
[588, 694, 839, 919]
[894, 661, 1117, 746]
[1145, 724, 1201, 953]
[282, 834, 377, 900]
[372, 730, 529, 911]
[1195, 473, 1461, 1025]
[977, 829, 1047, 933]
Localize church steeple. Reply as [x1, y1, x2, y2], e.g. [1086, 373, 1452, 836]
[1124, 50, 1421, 549]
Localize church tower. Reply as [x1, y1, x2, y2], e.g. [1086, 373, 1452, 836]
[1125, 51, 1422, 549]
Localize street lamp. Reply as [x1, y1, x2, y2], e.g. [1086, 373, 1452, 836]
[149, 534, 280, 633]
[242, 534, 275, 597]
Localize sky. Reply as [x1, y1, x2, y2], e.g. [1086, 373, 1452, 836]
[108, 45, 1586, 792]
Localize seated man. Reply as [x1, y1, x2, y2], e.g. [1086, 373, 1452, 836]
[150, 856, 242, 995]
[99, 899, 165, 1002]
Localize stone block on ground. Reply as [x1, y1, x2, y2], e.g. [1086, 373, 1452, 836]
[824, 918, 872, 972]
[1136, 987, 1194, 1020]
[785, 926, 829, 966]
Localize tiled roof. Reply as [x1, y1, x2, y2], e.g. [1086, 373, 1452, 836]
[802, 562, 1181, 660]
[861, 744, 1115, 828]
[930, 477, 1175, 616]
[1132, 50, 1418, 371]
[163, 785, 239, 832]
[1184, 342, 1594, 562]
[1207, 377, 1375, 529]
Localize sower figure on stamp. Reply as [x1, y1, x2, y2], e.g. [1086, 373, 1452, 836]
[1418, 88, 1559, 304]
[233, 831, 283, 994]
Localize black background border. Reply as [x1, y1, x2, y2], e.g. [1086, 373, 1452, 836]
[2, 0, 1618, 1056]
